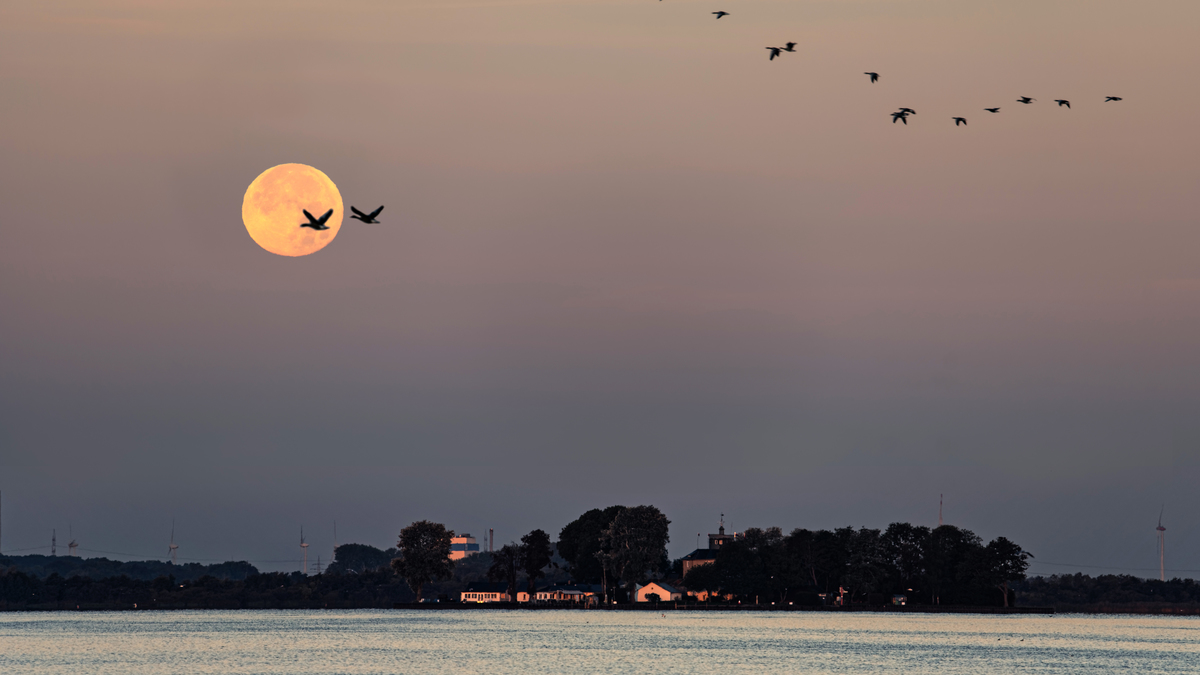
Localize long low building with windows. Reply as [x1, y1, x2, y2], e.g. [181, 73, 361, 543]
[461, 581, 512, 603]
[533, 584, 603, 607]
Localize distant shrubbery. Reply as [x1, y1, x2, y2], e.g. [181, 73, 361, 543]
[0, 543, 551, 610]
[0, 566, 417, 610]
[1015, 574, 1200, 611]
[0, 554, 257, 582]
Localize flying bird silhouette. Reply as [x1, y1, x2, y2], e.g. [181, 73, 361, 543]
[782, 42, 797, 52]
[1105, 96, 1123, 102]
[897, 107, 916, 115]
[1017, 97, 1035, 104]
[713, 11, 729, 19]
[300, 209, 334, 231]
[350, 205, 385, 224]
[953, 117, 967, 126]
[1055, 99, 1071, 108]
[766, 47, 782, 60]
[865, 72, 879, 83]
[891, 111, 909, 125]
[984, 107, 1001, 113]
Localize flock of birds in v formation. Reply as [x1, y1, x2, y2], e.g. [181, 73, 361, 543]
[707, 8, 1124, 127]
[296, 7, 1128, 229]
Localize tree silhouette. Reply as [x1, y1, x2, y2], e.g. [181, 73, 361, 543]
[328, 543, 397, 574]
[983, 536, 1033, 607]
[390, 521, 454, 602]
[520, 529, 552, 599]
[599, 505, 670, 597]
[557, 506, 625, 583]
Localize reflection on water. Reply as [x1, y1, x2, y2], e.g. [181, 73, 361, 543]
[1, 610, 1197, 674]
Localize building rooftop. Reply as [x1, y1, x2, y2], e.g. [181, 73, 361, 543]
[642, 581, 681, 594]
[681, 549, 719, 561]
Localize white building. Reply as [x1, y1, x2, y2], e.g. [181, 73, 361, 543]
[634, 581, 683, 603]
[533, 584, 602, 606]
[460, 582, 529, 603]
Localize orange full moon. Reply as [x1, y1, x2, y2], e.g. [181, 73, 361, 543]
[242, 163, 343, 257]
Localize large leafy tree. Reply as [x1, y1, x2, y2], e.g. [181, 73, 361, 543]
[520, 529, 553, 598]
[557, 506, 625, 583]
[927, 525, 984, 605]
[390, 521, 454, 602]
[982, 537, 1033, 607]
[487, 544, 520, 601]
[881, 522, 930, 596]
[599, 505, 671, 596]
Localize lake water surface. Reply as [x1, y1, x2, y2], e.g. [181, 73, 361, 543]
[1, 610, 1196, 674]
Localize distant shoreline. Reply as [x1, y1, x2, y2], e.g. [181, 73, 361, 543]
[9, 604, 1200, 615]
[392, 603, 1057, 614]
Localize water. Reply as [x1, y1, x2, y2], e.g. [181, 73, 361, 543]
[1, 610, 1196, 674]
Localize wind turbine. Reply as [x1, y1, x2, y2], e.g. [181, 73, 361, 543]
[300, 527, 310, 575]
[68, 524, 78, 557]
[168, 520, 179, 564]
[1156, 507, 1167, 582]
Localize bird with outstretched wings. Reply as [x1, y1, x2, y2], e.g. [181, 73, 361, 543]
[350, 205, 385, 224]
[300, 209, 334, 230]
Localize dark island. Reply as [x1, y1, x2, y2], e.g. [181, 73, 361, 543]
[3, 505, 1196, 613]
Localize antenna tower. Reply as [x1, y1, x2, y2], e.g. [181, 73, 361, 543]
[168, 520, 179, 564]
[1156, 507, 1167, 582]
[300, 527, 310, 574]
[938, 494, 944, 527]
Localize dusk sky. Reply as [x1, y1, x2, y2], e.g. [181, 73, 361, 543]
[2, 0, 1198, 576]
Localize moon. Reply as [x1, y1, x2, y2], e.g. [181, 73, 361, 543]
[242, 163, 343, 257]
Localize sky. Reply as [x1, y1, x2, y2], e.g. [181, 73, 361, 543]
[1, 0, 1199, 577]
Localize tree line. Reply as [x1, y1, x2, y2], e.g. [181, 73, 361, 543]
[681, 524, 1031, 606]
